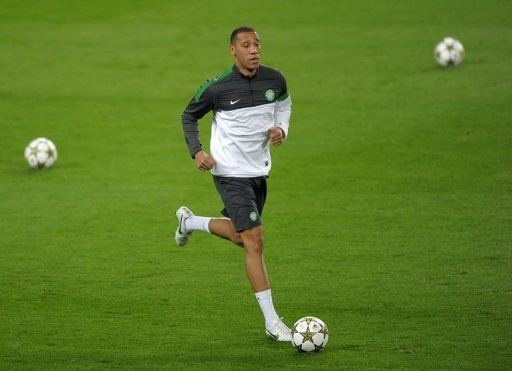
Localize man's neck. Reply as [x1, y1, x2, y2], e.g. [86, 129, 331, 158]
[235, 61, 257, 78]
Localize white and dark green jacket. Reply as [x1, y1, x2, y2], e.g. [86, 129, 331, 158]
[181, 64, 292, 177]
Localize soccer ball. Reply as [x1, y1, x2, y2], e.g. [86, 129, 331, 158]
[434, 37, 464, 67]
[24, 138, 58, 169]
[291, 316, 329, 353]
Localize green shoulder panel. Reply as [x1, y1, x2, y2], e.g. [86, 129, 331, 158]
[193, 66, 233, 102]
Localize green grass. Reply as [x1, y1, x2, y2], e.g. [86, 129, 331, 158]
[1, 0, 511, 369]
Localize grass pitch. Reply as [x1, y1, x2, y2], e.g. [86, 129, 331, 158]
[1, 0, 511, 369]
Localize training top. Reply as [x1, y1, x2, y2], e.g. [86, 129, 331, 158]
[181, 64, 292, 177]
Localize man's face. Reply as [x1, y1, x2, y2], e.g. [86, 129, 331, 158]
[230, 31, 261, 70]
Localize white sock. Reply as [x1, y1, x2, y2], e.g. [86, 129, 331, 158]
[185, 215, 211, 233]
[255, 289, 279, 326]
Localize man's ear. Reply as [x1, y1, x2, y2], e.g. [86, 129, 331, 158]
[229, 44, 236, 56]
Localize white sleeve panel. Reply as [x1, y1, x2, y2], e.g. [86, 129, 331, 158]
[274, 95, 292, 139]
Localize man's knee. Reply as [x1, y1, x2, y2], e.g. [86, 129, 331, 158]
[241, 226, 264, 253]
[230, 233, 244, 247]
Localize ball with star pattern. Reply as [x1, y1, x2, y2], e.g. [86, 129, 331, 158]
[24, 138, 58, 169]
[434, 37, 464, 67]
[291, 316, 329, 353]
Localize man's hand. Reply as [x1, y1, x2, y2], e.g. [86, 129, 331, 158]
[268, 127, 284, 146]
[194, 150, 215, 171]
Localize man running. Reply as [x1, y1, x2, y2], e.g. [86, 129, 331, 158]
[176, 26, 292, 341]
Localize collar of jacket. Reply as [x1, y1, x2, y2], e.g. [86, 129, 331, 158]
[232, 64, 260, 79]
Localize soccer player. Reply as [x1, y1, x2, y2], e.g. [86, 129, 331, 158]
[176, 26, 292, 341]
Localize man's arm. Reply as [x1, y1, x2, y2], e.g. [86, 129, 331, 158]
[273, 72, 292, 141]
[181, 81, 215, 158]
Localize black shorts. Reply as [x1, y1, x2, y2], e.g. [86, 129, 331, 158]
[213, 175, 267, 233]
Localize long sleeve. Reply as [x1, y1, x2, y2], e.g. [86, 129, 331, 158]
[181, 82, 215, 158]
[274, 73, 291, 140]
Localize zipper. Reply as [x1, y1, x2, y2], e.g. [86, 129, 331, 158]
[249, 78, 254, 105]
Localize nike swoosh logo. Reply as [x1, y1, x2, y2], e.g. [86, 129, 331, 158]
[178, 215, 184, 234]
[266, 330, 279, 340]
[230, 99, 240, 105]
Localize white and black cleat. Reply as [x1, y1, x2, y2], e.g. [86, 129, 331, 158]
[175, 206, 193, 246]
[265, 318, 292, 342]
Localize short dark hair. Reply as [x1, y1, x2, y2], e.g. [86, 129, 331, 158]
[230, 26, 256, 45]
